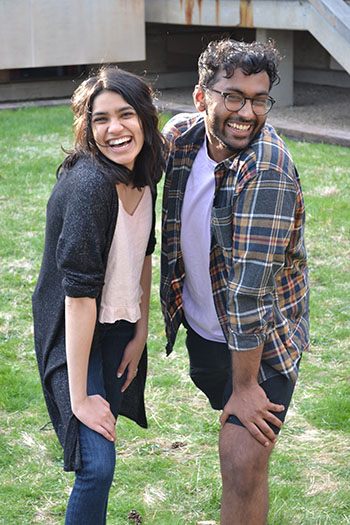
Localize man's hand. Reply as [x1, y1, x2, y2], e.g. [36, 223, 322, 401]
[220, 383, 284, 447]
[117, 336, 145, 393]
[73, 394, 116, 442]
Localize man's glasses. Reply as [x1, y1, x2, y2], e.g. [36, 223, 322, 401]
[202, 86, 275, 116]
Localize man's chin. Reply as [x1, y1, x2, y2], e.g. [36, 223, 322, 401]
[223, 127, 263, 153]
[219, 135, 253, 155]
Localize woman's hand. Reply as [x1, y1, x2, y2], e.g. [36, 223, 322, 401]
[117, 255, 151, 393]
[73, 394, 116, 442]
[117, 335, 146, 392]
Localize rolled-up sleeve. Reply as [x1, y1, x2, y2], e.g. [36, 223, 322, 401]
[55, 171, 114, 299]
[227, 169, 298, 351]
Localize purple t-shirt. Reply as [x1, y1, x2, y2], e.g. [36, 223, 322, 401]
[180, 139, 225, 342]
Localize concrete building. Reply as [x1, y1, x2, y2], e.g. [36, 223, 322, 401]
[1, 0, 349, 106]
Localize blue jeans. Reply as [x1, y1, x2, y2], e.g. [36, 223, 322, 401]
[65, 320, 135, 525]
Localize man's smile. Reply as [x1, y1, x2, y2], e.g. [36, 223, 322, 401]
[227, 121, 253, 132]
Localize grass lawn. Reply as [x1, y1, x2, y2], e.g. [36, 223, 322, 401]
[0, 105, 349, 524]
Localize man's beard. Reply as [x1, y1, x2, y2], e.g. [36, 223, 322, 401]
[208, 112, 263, 155]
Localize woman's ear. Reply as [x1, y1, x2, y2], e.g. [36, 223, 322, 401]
[193, 85, 206, 112]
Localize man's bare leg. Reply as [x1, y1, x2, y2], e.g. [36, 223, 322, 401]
[219, 423, 274, 525]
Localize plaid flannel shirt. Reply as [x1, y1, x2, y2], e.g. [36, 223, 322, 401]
[161, 113, 310, 383]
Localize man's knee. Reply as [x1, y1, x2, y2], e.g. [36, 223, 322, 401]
[219, 425, 272, 492]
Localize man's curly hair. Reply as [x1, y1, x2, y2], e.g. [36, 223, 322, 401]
[198, 39, 280, 89]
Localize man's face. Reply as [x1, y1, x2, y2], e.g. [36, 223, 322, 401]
[194, 67, 271, 163]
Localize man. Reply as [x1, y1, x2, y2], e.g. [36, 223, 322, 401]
[160, 39, 310, 524]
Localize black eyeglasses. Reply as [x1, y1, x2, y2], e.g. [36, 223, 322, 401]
[202, 86, 275, 116]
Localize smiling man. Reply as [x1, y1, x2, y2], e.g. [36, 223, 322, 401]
[161, 39, 310, 524]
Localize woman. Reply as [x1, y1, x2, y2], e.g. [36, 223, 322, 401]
[32, 66, 166, 524]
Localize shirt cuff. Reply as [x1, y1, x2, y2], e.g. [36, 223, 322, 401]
[228, 330, 268, 351]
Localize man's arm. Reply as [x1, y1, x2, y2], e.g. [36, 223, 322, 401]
[221, 170, 298, 445]
[220, 345, 284, 447]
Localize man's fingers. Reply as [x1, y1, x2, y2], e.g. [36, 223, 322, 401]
[220, 409, 281, 445]
[257, 420, 278, 444]
[220, 410, 230, 427]
[246, 422, 276, 447]
[264, 410, 283, 429]
[269, 402, 285, 413]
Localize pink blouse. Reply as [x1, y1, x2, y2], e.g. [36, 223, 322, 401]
[99, 186, 152, 324]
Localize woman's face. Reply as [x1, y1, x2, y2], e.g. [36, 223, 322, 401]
[91, 90, 144, 171]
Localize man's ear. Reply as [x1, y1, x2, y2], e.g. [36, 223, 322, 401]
[193, 85, 206, 112]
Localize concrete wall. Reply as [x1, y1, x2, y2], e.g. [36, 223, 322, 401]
[0, 1, 349, 104]
[145, 0, 350, 75]
[121, 24, 255, 85]
[0, 0, 145, 69]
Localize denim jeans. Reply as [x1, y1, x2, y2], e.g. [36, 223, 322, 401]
[65, 320, 135, 525]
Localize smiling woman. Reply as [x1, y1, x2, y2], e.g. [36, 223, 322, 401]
[91, 91, 145, 171]
[31, 66, 166, 525]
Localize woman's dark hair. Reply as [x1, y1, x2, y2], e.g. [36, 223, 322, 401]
[58, 66, 167, 192]
[198, 39, 280, 90]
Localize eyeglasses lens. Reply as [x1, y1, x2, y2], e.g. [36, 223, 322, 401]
[225, 96, 272, 115]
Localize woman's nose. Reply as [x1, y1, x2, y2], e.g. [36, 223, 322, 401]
[108, 118, 124, 133]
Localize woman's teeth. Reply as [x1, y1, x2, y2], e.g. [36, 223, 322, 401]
[109, 137, 131, 147]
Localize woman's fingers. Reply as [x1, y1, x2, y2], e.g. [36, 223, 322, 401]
[117, 338, 144, 392]
[121, 366, 139, 393]
[74, 395, 116, 442]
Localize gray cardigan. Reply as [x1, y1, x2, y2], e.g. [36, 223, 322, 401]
[32, 156, 156, 471]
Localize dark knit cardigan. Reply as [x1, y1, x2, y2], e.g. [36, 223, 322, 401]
[32, 156, 156, 472]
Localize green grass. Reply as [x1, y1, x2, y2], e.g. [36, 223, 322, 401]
[0, 105, 349, 524]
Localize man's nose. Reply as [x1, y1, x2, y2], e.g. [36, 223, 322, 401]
[237, 98, 255, 119]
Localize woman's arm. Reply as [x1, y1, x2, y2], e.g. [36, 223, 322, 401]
[65, 296, 116, 442]
[117, 254, 152, 392]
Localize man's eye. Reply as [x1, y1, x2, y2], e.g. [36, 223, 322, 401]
[226, 94, 243, 103]
[253, 99, 268, 107]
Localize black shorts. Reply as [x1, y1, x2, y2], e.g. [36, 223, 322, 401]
[184, 320, 299, 435]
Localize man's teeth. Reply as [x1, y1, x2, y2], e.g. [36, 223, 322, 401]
[109, 137, 131, 146]
[228, 122, 251, 131]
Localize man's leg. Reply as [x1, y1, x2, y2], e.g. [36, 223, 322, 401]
[219, 423, 273, 525]
[183, 321, 299, 524]
[219, 370, 298, 524]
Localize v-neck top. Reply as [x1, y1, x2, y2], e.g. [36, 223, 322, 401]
[99, 185, 152, 324]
